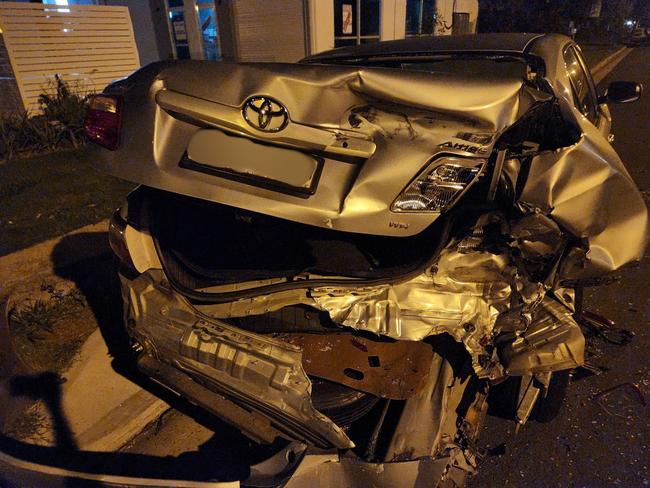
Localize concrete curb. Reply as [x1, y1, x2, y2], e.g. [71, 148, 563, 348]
[61, 330, 170, 452]
[591, 47, 633, 84]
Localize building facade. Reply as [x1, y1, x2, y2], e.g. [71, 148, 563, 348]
[0, 0, 478, 113]
[144, 0, 479, 63]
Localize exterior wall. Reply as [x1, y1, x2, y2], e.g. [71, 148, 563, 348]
[214, 0, 239, 62]
[233, 0, 307, 62]
[0, 34, 22, 114]
[381, 0, 406, 41]
[148, 0, 174, 61]
[106, 0, 164, 65]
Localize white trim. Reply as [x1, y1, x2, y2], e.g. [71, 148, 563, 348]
[307, 0, 334, 54]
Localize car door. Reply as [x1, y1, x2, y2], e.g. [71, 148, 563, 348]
[562, 43, 612, 138]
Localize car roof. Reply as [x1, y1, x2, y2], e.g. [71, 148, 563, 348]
[301, 33, 546, 63]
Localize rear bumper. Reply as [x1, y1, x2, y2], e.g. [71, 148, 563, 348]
[121, 269, 353, 449]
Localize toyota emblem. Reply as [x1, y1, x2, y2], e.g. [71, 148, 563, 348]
[242, 96, 289, 132]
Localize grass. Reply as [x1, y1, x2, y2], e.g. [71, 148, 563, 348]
[8, 284, 95, 373]
[0, 147, 134, 256]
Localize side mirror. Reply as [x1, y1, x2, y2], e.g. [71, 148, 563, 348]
[598, 81, 643, 104]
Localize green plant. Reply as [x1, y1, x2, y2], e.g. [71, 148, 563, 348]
[9, 289, 86, 343]
[38, 74, 89, 148]
[0, 75, 91, 161]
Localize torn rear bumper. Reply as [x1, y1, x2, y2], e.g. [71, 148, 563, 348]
[121, 269, 353, 449]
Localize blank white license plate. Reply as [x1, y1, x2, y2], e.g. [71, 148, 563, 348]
[184, 129, 320, 194]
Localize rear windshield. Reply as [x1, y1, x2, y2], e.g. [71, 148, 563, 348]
[399, 57, 527, 78]
[314, 55, 529, 79]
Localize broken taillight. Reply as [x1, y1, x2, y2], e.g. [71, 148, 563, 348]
[84, 94, 123, 150]
[392, 157, 485, 212]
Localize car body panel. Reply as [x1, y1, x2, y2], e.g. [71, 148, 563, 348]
[88, 60, 541, 237]
[88, 34, 647, 279]
[122, 269, 353, 449]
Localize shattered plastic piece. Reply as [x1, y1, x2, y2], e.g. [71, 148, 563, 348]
[570, 362, 607, 381]
[593, 383, 647, 419]
[577, 310, 635, 345]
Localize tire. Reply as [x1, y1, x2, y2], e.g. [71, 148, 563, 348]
[533, 370, 570, 423]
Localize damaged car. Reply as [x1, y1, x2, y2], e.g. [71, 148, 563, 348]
[73, 33, 645, 486]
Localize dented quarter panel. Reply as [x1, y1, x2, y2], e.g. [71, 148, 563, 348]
[518, 124, 648, 278]
[524, 35, 649, 278]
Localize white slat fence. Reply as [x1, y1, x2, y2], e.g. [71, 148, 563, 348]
[0, 2, 140, 112]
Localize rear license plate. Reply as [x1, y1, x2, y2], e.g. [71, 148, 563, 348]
[182, 129, 321, 196]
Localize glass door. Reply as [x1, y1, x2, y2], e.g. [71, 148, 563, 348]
[197, 0, 221, 60]
[165, 0, 221, 60]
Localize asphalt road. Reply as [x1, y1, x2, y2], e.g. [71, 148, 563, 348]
[123, 47, 650, 487]
[469, 46, 650, 488]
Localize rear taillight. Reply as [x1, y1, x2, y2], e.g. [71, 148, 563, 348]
[84, 94, 122, 150]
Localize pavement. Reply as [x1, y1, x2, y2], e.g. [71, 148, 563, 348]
[57, 329, 169, 452]
[590, 46, 632, 83]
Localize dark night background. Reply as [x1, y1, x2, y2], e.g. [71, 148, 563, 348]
[478, 0, 650, 42]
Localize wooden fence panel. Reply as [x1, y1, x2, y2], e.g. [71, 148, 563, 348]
[0, 2, 140, 112]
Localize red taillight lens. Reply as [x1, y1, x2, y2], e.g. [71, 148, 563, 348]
[84, 94, 122, 150]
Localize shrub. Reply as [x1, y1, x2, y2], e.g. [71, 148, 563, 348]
[0, 75, 91, 161]
[38, 74, 89, 148]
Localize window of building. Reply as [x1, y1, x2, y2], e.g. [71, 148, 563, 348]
[334, 0, 381, 48]
[41, 0, 98, 5]
[405, 0, 436, 37]
[167, 0, 190, 59]
[165, 0, 220, 61]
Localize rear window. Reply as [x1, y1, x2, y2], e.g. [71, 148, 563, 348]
[316, 55, 530, 80]
[399, 57, 528, 78]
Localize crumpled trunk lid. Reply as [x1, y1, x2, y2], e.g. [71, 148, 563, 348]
[88, 60, 541, 237]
